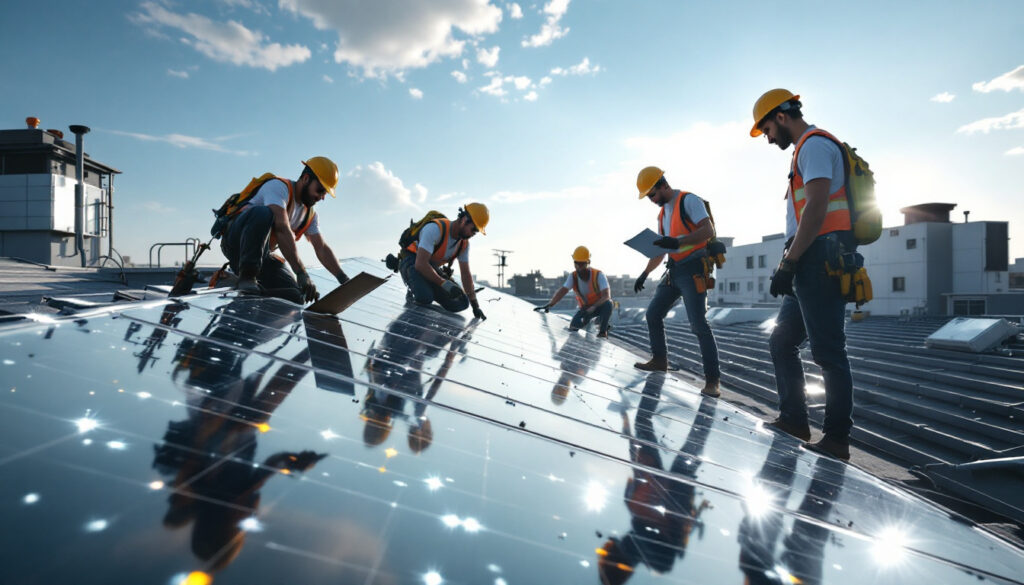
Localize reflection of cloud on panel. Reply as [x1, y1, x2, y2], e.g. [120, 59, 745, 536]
[280, 0, 501, 79]
[972, 65, 1024, 93]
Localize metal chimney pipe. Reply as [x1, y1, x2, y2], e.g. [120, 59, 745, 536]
[963, 210, 970, 223]
[69, 125, 90, 267]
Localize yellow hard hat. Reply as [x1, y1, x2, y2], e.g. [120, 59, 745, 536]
[636, 166, 664, 199]
[465, 202, 489, 234]
[301, 156, 339, 197]
[750, 89, 800, 137]
[572, 246, 591, 262]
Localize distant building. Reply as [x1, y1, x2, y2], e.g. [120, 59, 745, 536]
[709, 203, 1023, 317]
[1010, 258, 1024, 290]
[0, 119, 119, 267]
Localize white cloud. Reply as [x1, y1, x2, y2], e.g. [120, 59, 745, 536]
[451, 70, 468, 83]
[477, 45, 500, 68]
[539, 76, 552, 87]
[479, 76, 508, 97]
[1007, 146, 1024, 156]
[409, 87, 424, 99]
[550, 56, 600, 76]
[930, 92, 955, 103]
[523, 91, 538, 101]
[167, 69, 189, 78]
[972, 65, 1024, 93]
[477, 73, 535, 99]
[131, 2, 310, 71]
[322, 74, 334, 83]
[279, 0, 502, 79]
[108, 129, 254, 155]
[344, 162, 425, 211]
[522, 0, 570, 47]
[511, 76, 532, 90]
[957, 108, 1024, 134]
[508, 2, 523, 19]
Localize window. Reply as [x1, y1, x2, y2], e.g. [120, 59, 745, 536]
[747, 281, 753, 291]
[953, 299, 986, 316]
[892, 277, 905, 292]
[758, 281, 764, 292]
[906, 239, 916, 250]
[746, 256, 754, 269]
[728, 282, 739, 292]
[889, 229, 900, 237]
[758, 255, 766, 268]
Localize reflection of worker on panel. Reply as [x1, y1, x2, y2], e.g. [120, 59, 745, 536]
[154, 327, 324, 575]
[597, 373, 716, 584]
[361, 306, 472, 453]
[547, 324, 602, 406]
[738, 443, 847, 585]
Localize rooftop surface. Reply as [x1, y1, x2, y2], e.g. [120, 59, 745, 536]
[1, 257, 1023, 584]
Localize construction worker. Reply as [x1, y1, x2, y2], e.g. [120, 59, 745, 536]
[219, 157, 349, 303]
[401, 203, 489, 319]
[631, 167, 721, 398]
[751, 88, 856, 460]
[534, 246, 613, 338]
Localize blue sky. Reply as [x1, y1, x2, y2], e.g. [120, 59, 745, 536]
[3, 0, 1023, 283]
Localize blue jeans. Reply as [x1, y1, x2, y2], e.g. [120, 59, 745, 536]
[399, 255, 470, 313]
[768, 234, 854, 441]
[220, 206, 302, 302]
[569, 300, 612, 333]
[645, 257, 720, 380]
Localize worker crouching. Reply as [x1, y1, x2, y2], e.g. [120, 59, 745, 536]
[535, 246, 613, 338]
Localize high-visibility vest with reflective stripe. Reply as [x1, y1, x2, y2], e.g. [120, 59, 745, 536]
[657, 191, 708, 262]
[789, 129, 852, 236]
[572, 268, 605, 308]
[405, 218, 466, 266]
[256, 177, 315, 249]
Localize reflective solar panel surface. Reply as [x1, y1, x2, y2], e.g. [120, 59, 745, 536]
[2, 258, 1023, 585]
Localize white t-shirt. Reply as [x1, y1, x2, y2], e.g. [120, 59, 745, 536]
[562, 270, 610, 292]
[417, 221, 470, 264]
[785, 126, 845, 239]
[661, 191, 710, 235]
[244, 179, 321, 236]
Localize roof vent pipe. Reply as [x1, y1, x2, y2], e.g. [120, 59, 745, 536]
[69, 125, 91, 267]
[963, 210, 970, 223]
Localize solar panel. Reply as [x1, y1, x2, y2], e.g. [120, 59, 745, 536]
[2, 257, 1023, 584]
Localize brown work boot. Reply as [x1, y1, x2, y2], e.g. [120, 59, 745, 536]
[765, 417, 812, 442]
[804, 436, 851, 461]
[700, 378, 721, 398]
[596, 330, 609, 339]
[634, 355, 668, 371]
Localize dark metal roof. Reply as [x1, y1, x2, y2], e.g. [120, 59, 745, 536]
[1, 257, 1023, 584]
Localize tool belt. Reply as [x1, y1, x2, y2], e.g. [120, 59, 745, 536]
[692, 273, 715, 294]
[826, 250, 873, 307]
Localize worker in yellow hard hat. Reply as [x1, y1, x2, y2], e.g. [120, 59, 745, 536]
[750, 89, 856, 461]
[631, 167, 721, 397]
[217, 156, 348, 303]
[400, 203, 489, 319]
[534, 246, 613, 338]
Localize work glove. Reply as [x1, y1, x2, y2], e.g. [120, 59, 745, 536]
[471, 298, 486, 320]
[533, 304, 550, 313]
[770, 258, 797, 298]
[653, 236, 680, 249]
[441, 280, 465, 301]
[439, 265, 454, 280]
[297, 270, 319, 303]
[634, 272, 648, 294]
[337, 271, 350, 286]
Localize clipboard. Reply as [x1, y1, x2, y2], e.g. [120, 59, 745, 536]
[305, 272, 389, 315]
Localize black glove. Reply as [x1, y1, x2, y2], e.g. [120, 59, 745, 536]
[653, 236, 680, 249]
[634, 272, 648, 293]
[441, 280, 465, 300]
[471, 298, 486, 320]
[770, 258, 797, 298]
[297, 270, 319, 303]
[533, 304, 550, 313]
[337, 271, 350, 286]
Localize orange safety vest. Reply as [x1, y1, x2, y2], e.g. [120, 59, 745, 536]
[789, 129, 852, 236]
[657, 191, 708, 262]
[249, 177, 316, 249]
[571, 268, 606, 308]
[405, 218, 467, 267]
